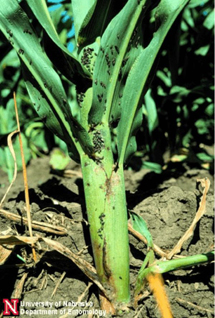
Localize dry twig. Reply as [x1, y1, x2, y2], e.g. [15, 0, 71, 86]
[59, 282, 93, 318]
[0, 208, 67, 235]
[0, 244, 14, 265]
[0, 235, 107, 298]
[13, 92, 37, 261]
[0, 130, 19, 207]
[167, 178, 210, 259]
[12, 272, 28, 299]
[51, 271, 66, 298]
[176, 297, 214, 314]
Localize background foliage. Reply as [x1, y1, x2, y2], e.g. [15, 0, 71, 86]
[0, 0, 214, 180]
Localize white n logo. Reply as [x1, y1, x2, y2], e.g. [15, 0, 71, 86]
[3, 299, 19, 316]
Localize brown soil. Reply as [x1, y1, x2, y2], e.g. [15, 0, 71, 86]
[0, 156, 214, 318]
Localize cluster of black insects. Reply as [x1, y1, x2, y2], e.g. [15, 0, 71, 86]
[6, 29, 14, 46]
[93, 131, 105, 154]
[127, 25, 141, 50]
[100, 44, 120, 77]
[97, 213, 105, 239]
[81, 47, 96, 75]
[77, 23, 141, 127]
[76, 91, 85, 107]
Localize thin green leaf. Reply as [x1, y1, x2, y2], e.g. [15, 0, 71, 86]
[20, 62, 79, 162]
[149, 251, 214, 274]
[144, 89, 159, 133]
[75, 0, 126, 48]
[0, 49, 21, 97]
[205, 104, 214, 116]
[0, 0, 94, 160]
[195, 44, 210, 56]
[156, 70, 172, 87]
[72, 0, 96, 45]
[188, 0, 210, 8]
[130, 212, 153, 248]
[89, 0, 149, 125]
[117, 0, 190, 164]
[134, 249, 155, 297]
[203, 10, 214, 30]
[196, 152, 214, 162]
[142, 161, 162, 174]
[25, 0, 91, 85]
[0, 99, 17, 135]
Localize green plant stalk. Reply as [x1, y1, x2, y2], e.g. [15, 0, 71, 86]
[156, 251, 214, 274]
[80, 127, 130, 304]
[141, 251, 214, 279]
[134, 249, 155, 296]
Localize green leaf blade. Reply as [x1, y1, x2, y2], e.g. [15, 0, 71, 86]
[25, 0, 91, 85]
[131, 212, 153, 249]
[0, 0, 94, 160]
[89, 0, 148, 125]
[72, 0, 97, 45]
[75, 0, 127, 48]
[117, 0, 190, 164]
